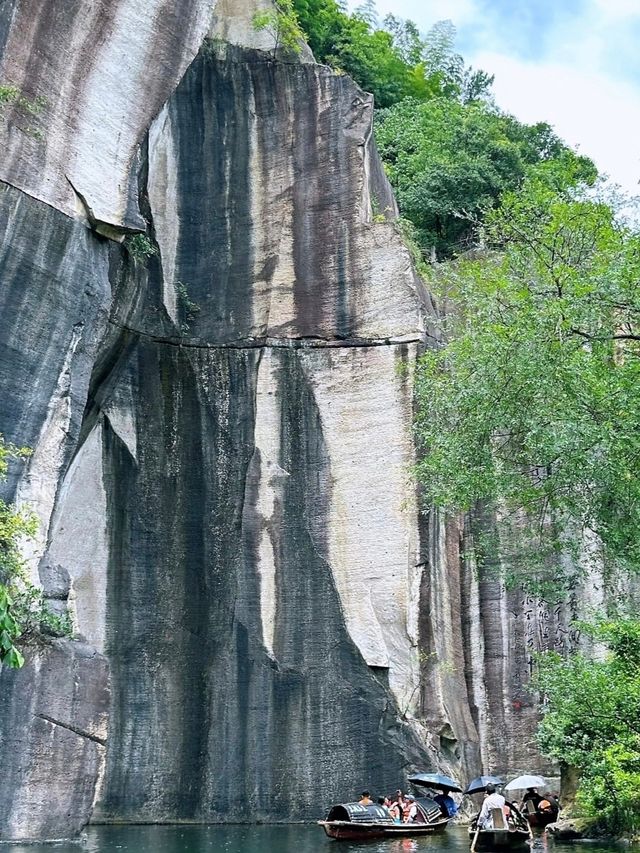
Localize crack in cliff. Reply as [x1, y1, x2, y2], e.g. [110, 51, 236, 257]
[107, 318, 428, 350]
[65, 176, 141, 242]
[36, 714, 106, 746]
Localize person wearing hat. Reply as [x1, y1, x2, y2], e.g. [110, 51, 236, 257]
[434, 790, 458, 817]
[403, 793, 418, 823]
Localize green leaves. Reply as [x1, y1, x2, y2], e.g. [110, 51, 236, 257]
[0, 434, 69, 669]
[292, 0, 490, 109]
[375, 99, 596, 258]
[253, 0, 305, 56]
[534, 620, 640, 835]
[414, 181, 640, 593]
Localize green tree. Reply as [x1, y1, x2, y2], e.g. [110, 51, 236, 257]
[0, 435, 69, 668]
[414, 179, 640, 592]
[0, 437, 36, 667]
[292, 0, 490, 108]
[253, 0, 305, 56]
[375, 98, 596, 257]
[535, 619, 640, 835]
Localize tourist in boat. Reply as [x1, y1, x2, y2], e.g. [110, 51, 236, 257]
[478, 783, 506, 828]
[359, 791, 373, 805]
[403, 793, 419, 823]
[388, 797, 402, 822]
[377, 796, 393, 817]
[538, 793, 559, 819]
[391, 789, 406, 817]
[548, 792, 561, 811]
[434, 790, 458, 817]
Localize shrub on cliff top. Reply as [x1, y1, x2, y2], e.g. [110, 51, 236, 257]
[253, 0, 305, 57]
[293, 0, 492, 108]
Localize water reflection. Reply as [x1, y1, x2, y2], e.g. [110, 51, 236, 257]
[0, 824, 636, 853]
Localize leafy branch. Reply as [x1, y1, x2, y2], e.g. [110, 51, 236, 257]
[253, 0, 305, 57]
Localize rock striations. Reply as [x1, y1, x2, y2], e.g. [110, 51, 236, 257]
[0, 0, 615, 841]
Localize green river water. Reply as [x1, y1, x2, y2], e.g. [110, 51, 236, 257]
[1, 824, 633, 853]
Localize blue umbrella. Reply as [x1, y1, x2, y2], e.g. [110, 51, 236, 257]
[408, 772, 463, 793]
[464, 775, 504, 795]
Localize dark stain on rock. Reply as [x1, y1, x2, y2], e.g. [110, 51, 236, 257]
[98, 343, 261, 820]
[166, 48, 254, 342]
[0, 0, 17, 60]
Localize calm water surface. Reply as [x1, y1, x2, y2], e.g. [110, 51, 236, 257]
[2, 825, 634, 853]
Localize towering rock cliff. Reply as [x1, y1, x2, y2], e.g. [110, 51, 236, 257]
[0, 0, 624, 842]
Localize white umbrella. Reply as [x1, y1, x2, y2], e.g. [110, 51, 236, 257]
[505, 775, 546, 791]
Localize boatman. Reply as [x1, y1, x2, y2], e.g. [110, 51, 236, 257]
[478, 783, 506, 828]
[434, 791, 458, 817]
[520, 787, 542, 812]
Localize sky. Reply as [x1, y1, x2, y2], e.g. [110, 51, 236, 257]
[348, 0, 640, 195]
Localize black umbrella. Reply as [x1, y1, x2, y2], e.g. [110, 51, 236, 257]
[464, 775, 504, 795]
[408, 773, 463, 793]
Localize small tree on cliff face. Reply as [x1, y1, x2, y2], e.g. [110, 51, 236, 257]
[0, 435, 69, 669]
[534, 619, 640, 835]
[253, 0, 305, 57]
[0, 436, 36, 668]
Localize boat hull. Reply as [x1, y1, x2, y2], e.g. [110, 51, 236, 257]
[527, 811, 557, 828]
[319, 818, 449, 840]
[468, 828, 531, 849]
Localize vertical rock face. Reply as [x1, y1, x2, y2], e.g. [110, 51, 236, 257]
[1, 0, 634, 839]
[84, 44, 442, 821]
[0, 640, 109, 842]
[0, 0, 215, 225]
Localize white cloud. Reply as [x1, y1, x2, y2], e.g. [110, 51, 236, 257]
[592, 0, 640, 18]
[346, 0, 640, 193]
[348, 0, 479, 28]
[473, 52, 640, 191]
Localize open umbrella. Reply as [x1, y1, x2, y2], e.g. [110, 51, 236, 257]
[464, 775, 504, 795]
[408, 772, 463, 793]
[505, 775, 546, 791]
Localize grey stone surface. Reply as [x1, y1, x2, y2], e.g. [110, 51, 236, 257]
[0, 0, 215, 226]
[0, 639, 109, 842]
[1, 0, 637, 838]
[145, 45, 434, 347]
[0, 182, 112, 582]
[39, 560, 71, 600]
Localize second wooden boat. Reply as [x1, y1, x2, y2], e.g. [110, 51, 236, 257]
[469, 806, 531, 850]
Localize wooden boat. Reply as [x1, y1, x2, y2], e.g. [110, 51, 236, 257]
[319, 797, 449, 841]
[526, 809, 556, 827]
[523, 799, 558, 827]
[468, 806, 531, 850]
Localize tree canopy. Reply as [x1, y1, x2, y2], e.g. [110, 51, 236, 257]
[375, 99, 597, 257]
[292, 0, 492, 108]
[414, 179, 640, 592]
